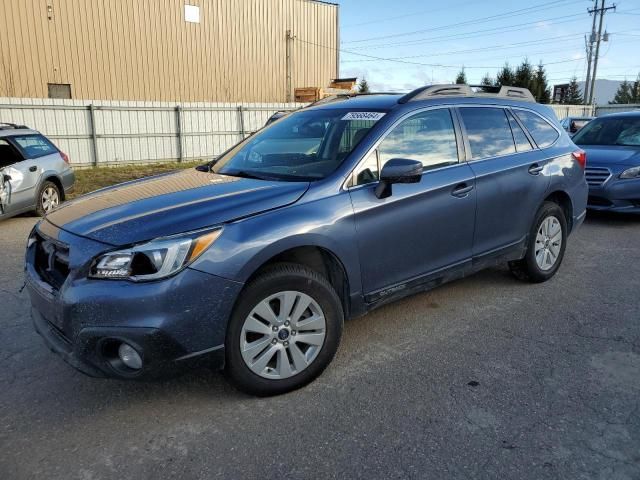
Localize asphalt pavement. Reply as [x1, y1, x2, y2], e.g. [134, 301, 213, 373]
[0, 212, 639, 479]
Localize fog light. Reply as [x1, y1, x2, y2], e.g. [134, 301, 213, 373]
[118, 343, 142, 370]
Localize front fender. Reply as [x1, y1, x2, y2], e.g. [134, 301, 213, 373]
[189, 192, 363, 299]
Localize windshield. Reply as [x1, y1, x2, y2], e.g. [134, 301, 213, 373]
[212, 109, 385, 181]
[573, 116, 640, 147]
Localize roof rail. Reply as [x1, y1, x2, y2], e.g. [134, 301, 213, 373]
[309, 91, 402, 106]
[398, 84, 535, 104]
[0, 122, 30, 130]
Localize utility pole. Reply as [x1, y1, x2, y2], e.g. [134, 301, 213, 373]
[587, 0, 616, 105]
[286, 30, 294, 103]
[583, 0, 598, 105]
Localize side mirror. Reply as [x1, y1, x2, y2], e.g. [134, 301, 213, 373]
[2, 174, 11, 182]
[375, 158, 422, 199]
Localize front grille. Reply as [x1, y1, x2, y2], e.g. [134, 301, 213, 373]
[585, 167, 611, 186]
[588, 195, 613, 207]
[33, 231, 70, 290]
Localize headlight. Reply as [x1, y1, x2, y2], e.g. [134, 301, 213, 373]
[89, 228, 222, 281]
[619, 166, 640, 179]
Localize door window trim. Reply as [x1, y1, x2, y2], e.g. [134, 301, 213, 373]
[510, 106, 562, 150]
[455, 105, 523, 163]
[344, 105, 465, 190]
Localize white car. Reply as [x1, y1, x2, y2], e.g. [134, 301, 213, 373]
[0, 123, 75, 220]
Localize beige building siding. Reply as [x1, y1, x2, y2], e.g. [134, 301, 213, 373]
[0, 0, 338, 102]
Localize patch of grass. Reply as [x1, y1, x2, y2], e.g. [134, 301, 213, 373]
[70, 161, 203, 198]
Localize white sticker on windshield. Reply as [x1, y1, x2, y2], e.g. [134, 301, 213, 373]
[341, 112, 386, 121]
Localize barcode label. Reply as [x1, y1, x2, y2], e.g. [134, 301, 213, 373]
[341, 112, 386, 121]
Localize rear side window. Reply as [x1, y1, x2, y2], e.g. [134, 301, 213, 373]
[10, 135, 58, 158]
[513, 110, 559, 148]
[506, 111, 533, 152]
[459, 107, 516, 159]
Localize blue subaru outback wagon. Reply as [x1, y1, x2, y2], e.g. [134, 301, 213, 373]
[26, 85, 588, 395]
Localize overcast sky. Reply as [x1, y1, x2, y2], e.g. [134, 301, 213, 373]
[334, 0, 640, 91]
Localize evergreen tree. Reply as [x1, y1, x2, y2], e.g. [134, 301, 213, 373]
[514, 59, 534, 90]
[610, 80, 632, 104]
[564, 76, 583, 104]
[495, 63, 515, 87]
[532, 62, 551, 103]
[455, 68, 467, 84]
[357, 77, 370, 94]
[480, 73, 494, 87]
[632, 74, 640, 103]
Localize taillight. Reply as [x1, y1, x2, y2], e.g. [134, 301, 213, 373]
[60, 151, 70, 164]
[572, 149, 586, 169]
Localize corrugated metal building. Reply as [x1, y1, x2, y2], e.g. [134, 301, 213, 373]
[0, 0, 339, 102]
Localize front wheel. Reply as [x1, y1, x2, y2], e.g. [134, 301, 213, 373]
[225, 263, 344, 396]
[509, 201, 567, 283]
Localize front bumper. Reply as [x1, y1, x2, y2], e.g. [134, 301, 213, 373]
[588, 176, 640, 213]
[26, 224, 243, 379]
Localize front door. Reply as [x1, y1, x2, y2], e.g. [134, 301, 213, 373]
[348, 107, 477, 296]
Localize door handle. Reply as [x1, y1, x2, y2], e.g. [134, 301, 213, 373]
[528, 164, 544, 175]
[29, 166, 37, 172]
[451, 183, 474, 198]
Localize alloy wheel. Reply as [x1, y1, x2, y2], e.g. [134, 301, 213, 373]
[41, 187, 60, 212]
[240, 291, 326, 379]
[535, 215, 562, 271]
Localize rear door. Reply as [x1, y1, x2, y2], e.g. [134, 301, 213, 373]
[348, 107, 477, 296]
[7, 134, 61, 210]
[457, 106, 551, 257]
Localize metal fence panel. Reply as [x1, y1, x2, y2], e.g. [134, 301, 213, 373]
[0, 98, 304, 166]
[549, 104, 596, 119]
[594, 104, 640, 116]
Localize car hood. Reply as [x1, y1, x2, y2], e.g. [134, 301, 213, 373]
[46, 169, 309, 245]
[581, 145, 640, 166]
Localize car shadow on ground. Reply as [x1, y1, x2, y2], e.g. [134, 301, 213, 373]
[584, 209, 640, 226]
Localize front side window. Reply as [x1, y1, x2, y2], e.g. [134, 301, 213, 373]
[513, 110, 559, 148]
[213, 109, 383, 181]
[11, 135, 58, 159]
[460, 107, 516, 159]
[0, 139, 24, 168]
[573, 117, 640, 147]
[378, 108, 459, 171]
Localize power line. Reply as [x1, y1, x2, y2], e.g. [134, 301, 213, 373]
[296, 37, 586, 70]
[343, 0, 582, 44]
[345, 15, 587, 51]
[341, 34, 587, 64]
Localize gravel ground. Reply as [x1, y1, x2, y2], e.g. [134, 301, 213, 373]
[0, 212, 638, 480]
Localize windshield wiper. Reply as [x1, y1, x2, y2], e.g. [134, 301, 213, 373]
[220, 170, 275, 181]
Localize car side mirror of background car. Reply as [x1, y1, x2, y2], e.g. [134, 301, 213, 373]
[3, 174, 11, 182]
[374, 158, 423, 199]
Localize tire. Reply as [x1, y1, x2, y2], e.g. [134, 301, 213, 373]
[36, 180, 62, 216]
[225, 263, 344, 396]
[509, 201, 567, 283]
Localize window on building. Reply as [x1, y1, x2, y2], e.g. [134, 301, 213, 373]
[378, 108, 459, 172]
[47, 83, 72, 99]
[184, 4, 200, 23]
[459, 107, 516, 159]
[513, 109, 559, 148]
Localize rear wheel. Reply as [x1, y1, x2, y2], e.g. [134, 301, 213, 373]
[509, 201, 567, 283]
[36, 181, 61, 216]
[225, 263, 343, 396]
